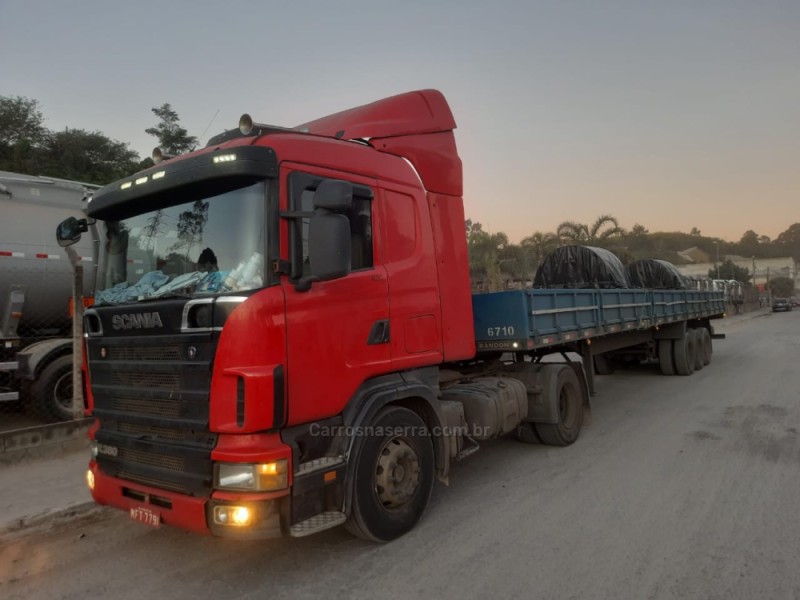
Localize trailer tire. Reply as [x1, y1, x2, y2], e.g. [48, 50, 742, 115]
[345, 406, 435, 542]
[535, 366, 583, 446]
[702, 329, 712, 365]
[30, 354, 74, 422]
[594, 353, 615, 375]
[692, 330, 705, 371]
[672, 332, 695, 376]
[658, 340, 675, 376]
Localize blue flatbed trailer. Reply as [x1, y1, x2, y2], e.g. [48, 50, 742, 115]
[471, 288, 726, 393]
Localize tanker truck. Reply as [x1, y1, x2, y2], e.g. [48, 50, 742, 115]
[0, 171, 101, 422]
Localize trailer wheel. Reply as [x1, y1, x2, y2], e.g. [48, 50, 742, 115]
[692, 330, 705, 371]
[535, 366, 583, 446]
[658, 340, 675, 376]
[593, 353, 615, 375]
[672, 331, 695, 376]
[702, 329, 712, 365]
[345, 406, 435, 542]
[31, 355, 74, 422]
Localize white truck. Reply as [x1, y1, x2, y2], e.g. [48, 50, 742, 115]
[0, 171, 101, 421]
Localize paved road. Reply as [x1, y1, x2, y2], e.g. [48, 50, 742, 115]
[2, 311, 799, 600]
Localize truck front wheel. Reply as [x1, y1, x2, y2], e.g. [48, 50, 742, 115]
[31, 355, 74, 422]
[345, 406, 435, 542]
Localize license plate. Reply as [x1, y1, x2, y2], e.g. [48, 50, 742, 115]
[130, 506, 161, 528]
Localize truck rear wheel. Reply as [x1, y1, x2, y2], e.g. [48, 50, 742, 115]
[672, 331, 695, 376]
[658, 340, 675, 375]
[30, 355, 74, 422]
[692, 330, 705, 371]
[535, 366, 583, 446]
[345, 406, 435, 542]
[702, 329, 712, 365]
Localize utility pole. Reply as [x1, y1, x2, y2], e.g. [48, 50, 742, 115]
[714, 241, 720, 279]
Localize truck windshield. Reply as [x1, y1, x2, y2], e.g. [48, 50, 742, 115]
[95, 180, 267, 305]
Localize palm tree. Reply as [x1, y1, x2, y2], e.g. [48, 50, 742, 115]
[521, 231, 559, 269]
[557, 214, 624, 246]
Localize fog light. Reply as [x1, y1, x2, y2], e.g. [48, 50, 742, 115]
[213, 505, 251, 527]
[86, 469, 95, 491]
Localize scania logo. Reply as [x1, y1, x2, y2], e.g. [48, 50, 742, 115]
[111, 312, 164, 330]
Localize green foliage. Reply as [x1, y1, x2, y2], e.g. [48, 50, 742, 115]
[0, 95, 141, 184]
[767, 276, 794, 298]
[556, 214, 624, 246]
[708, 260, 751, 283]
[145, 104, 197, 156]
[39, 128, 140, 184]
[775, 223, 800, 261]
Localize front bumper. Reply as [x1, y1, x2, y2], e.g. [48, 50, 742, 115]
[89, 461, 286, 539]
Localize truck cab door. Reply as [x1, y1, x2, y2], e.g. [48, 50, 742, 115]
[281, 167, 391, 426]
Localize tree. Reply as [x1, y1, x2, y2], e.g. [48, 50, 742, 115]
[557, 214, 624, 246]
[776, 223, 800, 261]
[465, 220, 508, 291]
[520, 231, 558, 270]
[708, 260, 751, 283]
[145, 103, 197, 156]
[767, 276, 794, 298]
[631, 223, 649, 237]
[0, 95, 49, 173]
[0, 95, 47, 146]
[39, 128, 140, 184]
[690, 227, 701, 236]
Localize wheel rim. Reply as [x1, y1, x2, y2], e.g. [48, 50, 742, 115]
[375, 438, 421, 509]
[53, 372, 73, 412]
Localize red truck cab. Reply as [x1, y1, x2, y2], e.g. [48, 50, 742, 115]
[66, 90, 483, 541]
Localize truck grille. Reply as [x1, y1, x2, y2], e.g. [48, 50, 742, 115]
[89, 330, 217, 497]
[111, 371, 181, 389]
[107, 346, 181, 361]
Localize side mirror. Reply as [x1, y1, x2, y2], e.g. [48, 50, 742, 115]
[56, 217, 89, 247]
[313, 179, 352, 212]
[294, 212, 351, 292]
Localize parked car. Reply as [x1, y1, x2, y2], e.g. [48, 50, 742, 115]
[791, 297, 800, 307]
[772, 298, 793, 312]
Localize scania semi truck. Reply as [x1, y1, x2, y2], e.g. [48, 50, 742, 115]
[57, 90, 725, 542]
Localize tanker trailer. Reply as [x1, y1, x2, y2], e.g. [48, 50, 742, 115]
[0, 171, 101, 422]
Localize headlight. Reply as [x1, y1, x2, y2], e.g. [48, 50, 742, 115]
[90, 440, 98, 458]
[215, 460, 288, 491]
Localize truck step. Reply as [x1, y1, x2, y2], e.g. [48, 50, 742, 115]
[0, 361, 19, 372]
[0, 391, 19, 402]
[289, 511, 346, 537]
[296, 456, 345, 476]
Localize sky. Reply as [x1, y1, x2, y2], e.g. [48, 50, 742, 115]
[2, 0, 798, 243]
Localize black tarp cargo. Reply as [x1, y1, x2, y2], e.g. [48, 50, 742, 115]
[533, 245, 629, 289]
[626, 259, 688, 289]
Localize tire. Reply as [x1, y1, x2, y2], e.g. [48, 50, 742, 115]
[594, 353, 615, 375]
[692, 330, 705, 371]
[345, 406, 435, 542]
[30, 355, 75, 422]
[535, 365, 584, 446]
[702, 329, 712, 365]
[658, 339, 675, 376]
[672, 331, 695, 376]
